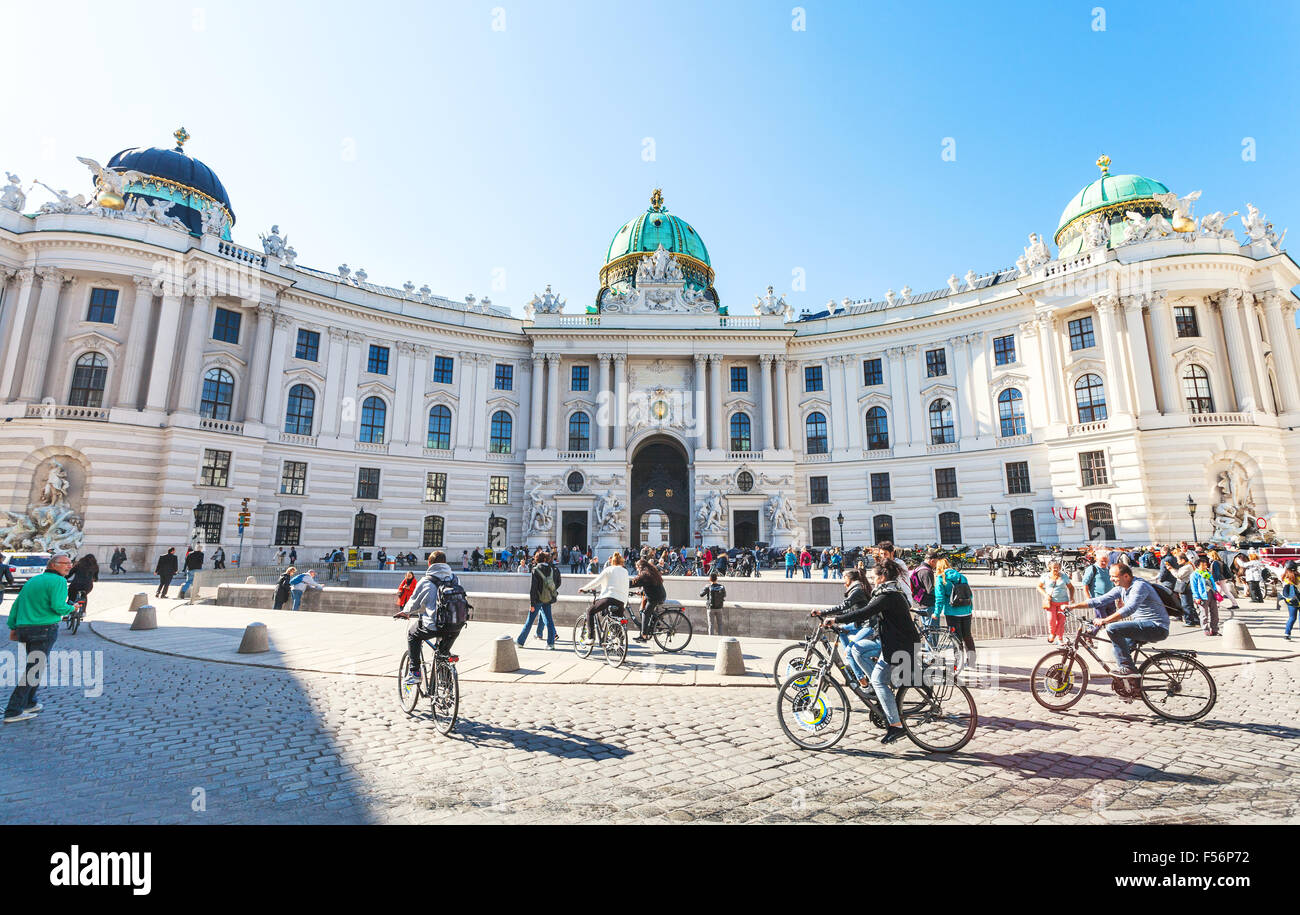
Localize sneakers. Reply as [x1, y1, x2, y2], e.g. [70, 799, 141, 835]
[880, 726, 907, 745]
[404, 671, 421, 686]
[3, 711, 37, 723]
[1112, 668, 1141, 680]
[24, 703, 42, 713]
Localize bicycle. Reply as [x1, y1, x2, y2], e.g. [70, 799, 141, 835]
[771, 610, 966, 686]
[572, 590, 629, 667]
[396, 637, 460, 735]
[1031, 613, 1216, 721]
[63, 599, 87, 635]
[628, 589, 693, 652]
[775, 619, 978, 753]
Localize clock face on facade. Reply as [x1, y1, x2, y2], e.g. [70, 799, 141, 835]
[652, 400, 668, 420]
[737, 471, 754, 492]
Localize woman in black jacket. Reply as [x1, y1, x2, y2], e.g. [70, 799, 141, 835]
[812, 569, 873, 683]
[67, 554, 98, 605]
[272, 568, 293, 610]
[823, 562, 918, 745]
[629, 559, 667, 642]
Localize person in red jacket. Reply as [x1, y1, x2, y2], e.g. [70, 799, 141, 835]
[395, 571, 417, 611]
[799, 547, 813, 579]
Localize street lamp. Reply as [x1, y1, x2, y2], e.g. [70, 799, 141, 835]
[836, 511, 845, 553]
[191, 499, 205, 547]
[1186, 494, 1198, 543]
[989, 505, 999, 547]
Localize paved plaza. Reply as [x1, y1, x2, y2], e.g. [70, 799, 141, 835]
[2, 582, 1298, 825]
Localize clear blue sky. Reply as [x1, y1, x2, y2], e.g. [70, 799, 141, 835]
[8, 0, 1298, 314]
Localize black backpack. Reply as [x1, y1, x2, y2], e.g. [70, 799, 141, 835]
[948, 573, 973, 608]
[435, 579, 473, 627]
[1147, 581, 1184, 618]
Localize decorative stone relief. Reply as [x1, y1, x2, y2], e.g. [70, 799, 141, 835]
[1, 459, 85, 553]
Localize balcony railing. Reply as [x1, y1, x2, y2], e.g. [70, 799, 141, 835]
[422, 446, 454, 458]
[727, 451, 764, 462]
[216, 239, 267, 269]
[354, 440, 389, 454]
[1067, 420, 1109, 437]
[1188, 412, 1253, 426]
[25, 404, 110, 422]
[486, 450, 517, 462]
[557, 315, 600, 327]
[802, 451, 831, 463]
[718, 316, 760, 329]
[200, 418, 245, 435]
[926, 441, 959, 455]
[279, 432, 317, 447]
[557, 451, 595, 461]
[862, 447, 893, 460]
[996, 433, 1033, 447]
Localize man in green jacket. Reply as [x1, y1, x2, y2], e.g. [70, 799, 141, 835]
[5, 551, 74, 723]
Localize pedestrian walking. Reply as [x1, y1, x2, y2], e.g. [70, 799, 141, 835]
[1190, 557, 1219, 635]
[4, 551, 74, 723]
[699, 572, 726, 635]
[290, 569, 323, 611]
[519, 551, 560, 648]
[933, 556, 976, 665]
[288, 547, 297, 566]
[274, 547, 287, 568]
[1037, 559, 1074, 644]
[212, 546, 226, 570]
[273, 567, 294, 610]
[1208, 550, 1241, 610]
[178, 546, 204, 599]
[109, 546, 126, 575]
[154, 547, 178, 598]
[1244, 553, 1266, 603]
[1281, 566, 1299, 641]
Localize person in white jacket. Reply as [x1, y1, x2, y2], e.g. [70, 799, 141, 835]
[579, 552, 629, 645]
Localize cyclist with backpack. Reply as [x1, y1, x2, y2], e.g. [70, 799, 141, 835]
[397, 551, 471, 685]
[933, 556, 975, 665]
[518, 550, 560, 649]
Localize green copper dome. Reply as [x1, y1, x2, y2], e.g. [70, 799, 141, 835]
[606, 189, 711, 266]
[1055, 156, 1169, 244]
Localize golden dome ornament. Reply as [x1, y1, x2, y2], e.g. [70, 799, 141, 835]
[96, 191, 126, 210]
[1172, 214, 1196, 233]
[1096, 153, 1111, 175]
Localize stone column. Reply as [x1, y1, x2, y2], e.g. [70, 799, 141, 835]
[1145, 291, 1179, 414]
[947, 336, 971, 441]
[1203, 296, 1234, 415]
[708, 354, 724, 451]
[19, 268, 70, 401]
[321, 328, 346, 436]
[458, 352, 479, 449]
[1217, 289, 1258, 412]
[774, 355, 791, 451]
[174, 294, 213, 413]
[0, 268, 36, 401]
[113, 275, 156, 410]
[240, 302, 274, 421]
[597, 353, 612, 450]
[757, 354, 774, 453]
[693, 354, 708, 446]
[392, 341, 415, 443]
[1121, 294, 1159, 419]
[963, 332, 989, 439]
[613, 353, 628, 451]
[472, 354, 492, 449]
[828, 356, 849, 452]
[1260, 290, 1300, 413]
[545, 354, 561, 450]
[145, 289, 184, 412]
[259, 313, 293, 425]
[1036, 314, 1066, 424]
[1093, 295, 1131, 416]
[529, 354, 545, 450]
[407, 345, 431, 444]
[337, 331, 363, 438]
[1016, 320, 1045, 429]
[1241, 294, 1274, 413]
[886, 346, 910, 445]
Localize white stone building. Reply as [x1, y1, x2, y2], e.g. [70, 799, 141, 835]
[0, 141, 1296, 565]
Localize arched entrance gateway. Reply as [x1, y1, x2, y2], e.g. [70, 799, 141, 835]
[630, 437, 690, 549]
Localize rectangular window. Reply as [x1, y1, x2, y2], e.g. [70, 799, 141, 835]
[367, 344, 389, 375]
[870, 472, 891, 503]
[804, 365, 823, 392]
[1174, 306, 1200, 338]
[809, 476, 829, 505]
[489, 475, 509, 505]
[935, 467, 958, 500]
[357, 467, 380, 500]
[86, 288, 118, 324]
[212, 307, 241, 344]
[295, 329, 319, 361]
[863, 358, 883, 386]
[494, 363, 513, 391]
[280, 460, 307, 495]
[200, 449, 231, 487]
[1068, 316, 1095, 351]
[433, 355, 454, 384]
[993, 335, 1016, 365]
[925, 348, 947, 377]
[730, 365, 748, 393]
[1080, 451, 1108, 488]
[1005, 461, 1031, 495]
[424, 472, 447, 503]
[571, 365, 589, 391]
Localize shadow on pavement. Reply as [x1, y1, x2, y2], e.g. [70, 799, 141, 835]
[951, 752, 1218, 784]
[449, 719, 632, 758]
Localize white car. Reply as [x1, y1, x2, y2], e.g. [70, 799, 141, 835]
[3, 552, 52, 589]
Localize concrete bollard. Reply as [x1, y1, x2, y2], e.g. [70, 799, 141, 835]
[245, 576, 257, 584]
[128, 592, 149, 612]
[1221, 619, 1256, 650]
[237, 622, 269, 653]
[715, 636, 745, 676]
[130, 605, 158, 631]
[489, 635, 520, 672]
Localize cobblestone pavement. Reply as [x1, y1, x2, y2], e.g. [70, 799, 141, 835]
[2, 627, 1299, 824]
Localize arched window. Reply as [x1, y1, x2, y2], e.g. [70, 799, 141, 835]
[274, 510, 302, 546]
[353, 511, 377, 546]
[284, 384, 315, 436]
[568, 411, 590, 451]
[1085, 502, 1116, 541]
[938, 511, 962, 545]
[1010, 508, 1036, 543]
[997, 388, 1026, 437]
[865, 406, 889, 450]
[1074, 374, 1107, 423]
[805, 412, 828, 454]
[359, 396, 386, 443]
[730, 412, 752, 452]
[928, 399, 955, 444]
[1182, 365, 1214, 414]
[200, 368, 234, 420]
[872, 514, 894, 544]
[427, 405, 452, 450]
[68, 352, 108, 407]
[489, 410, 513, 453]
[422, 515, 445, 548]
[811, 517, 831, 547]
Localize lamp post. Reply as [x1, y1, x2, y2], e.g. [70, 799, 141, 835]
[1186, 495, 1198, 543]
[836, 511, 845, 553]
[191, 499, 205, 548]
[989, 505, 999, 547]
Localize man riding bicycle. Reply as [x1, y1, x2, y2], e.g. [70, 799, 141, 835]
[395, 551, 467, 685]
[1064, 562, 1169, 679]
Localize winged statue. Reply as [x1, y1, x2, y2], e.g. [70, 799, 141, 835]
[77, 156, 148, 207]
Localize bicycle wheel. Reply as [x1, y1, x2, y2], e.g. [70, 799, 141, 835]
[896, 683, 977, 753]
[66, 613, 80, 635]
[431, 659, 459, 735]
[573, 617, 594, 659]
[770, 641, 827, 687]
[776, 670, 851, 751]
[397, 651, 423, 715]
[927, 628, 967, 677]
[1031, 650, 1090, 711]
[600, 619, 627, 668]
[1138, 652, 1216, 722]
[651, 609, 692, 653]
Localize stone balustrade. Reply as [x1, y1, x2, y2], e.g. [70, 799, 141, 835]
[1188, 412, 1253, 425]
[25, 403, 110, 422]
[216, 239, 267, 268]
[1067, 420, 1109, 436]
[199, 417, 245, 435]
[279, 432, 317, 447]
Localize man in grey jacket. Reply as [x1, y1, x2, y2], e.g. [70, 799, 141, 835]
[395, 551, 467, 684]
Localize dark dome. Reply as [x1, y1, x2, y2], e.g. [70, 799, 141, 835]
[108, 144, 234, 222]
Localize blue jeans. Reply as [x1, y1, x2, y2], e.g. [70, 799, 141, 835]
[291, 590, 303, 611]
[822, 566, 829, 579]
[785, 566, 795, 578]
[839, 625, 879, 683]
[1106, 619, 1168, 670]
[1179, 589, 1199, 625]
[519, 602, 558, 646]
[869, 658, 900, 726]
[5, 624, 58, 717]
[178, 569, 196, 597]
[801, 566, 810, 578]
[1285, 601, 1298, 636]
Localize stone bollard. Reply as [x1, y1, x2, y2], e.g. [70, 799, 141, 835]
[1221, 619, 1256, 650]
[245, 576, 257, 584]
[130, 605, 158, 631]
[237, 622, 269, 653]
[128, 592, 149, 612]
[489, 635, 520, 672]
[715, 636, 745, 676]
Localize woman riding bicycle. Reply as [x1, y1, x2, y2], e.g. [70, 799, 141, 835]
[579, 552, 629, 645]
[810, 568, 874, 684]
[629, 559, 667, 643]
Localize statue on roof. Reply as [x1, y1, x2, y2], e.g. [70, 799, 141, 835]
[636, 244, 683, 285]
[947, 274, 960, 293]
[1, 173, 24, 212]
[1198, 210, 1237, 240]
[77, 156, 147, 211]
[528, 284, 565, 315]
[128, 196, 187, 230]
[1022, 232, 1051, 269]
[34, 182, 89, 215]
[755, 285, 787, 316]
[1081, 214, 1109, 249]
[260, 224, 287, 257]
[650, 188, 664, 211]
[201, 205, 229, 236]
[1155, 190, 1201, 233]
